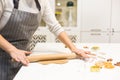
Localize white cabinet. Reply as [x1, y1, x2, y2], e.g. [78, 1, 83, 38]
[111, 0, 120, 31]
[110, 32, 120, 43]
[80, 0, 120, 43]
[80, 32, 110, 43]
[80, 0, 111, 32]
[80, 0, 111, 43]
[110, 0, 120, 43]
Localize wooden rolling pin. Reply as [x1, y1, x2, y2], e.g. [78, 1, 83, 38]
[38, 59, 68, 65]
[27, 53, 77, 63]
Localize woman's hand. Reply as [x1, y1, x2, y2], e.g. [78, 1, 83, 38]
[0, 35, 31, 65]
[9, 49, 31, 66]
[71, 48, 90, 58]
[57, 32, 91, 58]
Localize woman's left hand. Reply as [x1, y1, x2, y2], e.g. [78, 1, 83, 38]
[72, 48, 90, 58]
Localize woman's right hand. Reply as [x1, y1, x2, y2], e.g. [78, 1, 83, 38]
[9, 49, 31, 66]
[0, 35, 31, 66]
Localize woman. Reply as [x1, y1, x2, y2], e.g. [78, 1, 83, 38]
[0, 0, 90, 80]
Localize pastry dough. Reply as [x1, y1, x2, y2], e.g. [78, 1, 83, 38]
[90, 65, 101, 72]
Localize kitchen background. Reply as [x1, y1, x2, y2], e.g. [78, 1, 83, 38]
[29, 0, 120, 50]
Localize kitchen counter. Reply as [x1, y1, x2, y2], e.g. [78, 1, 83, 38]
[13, 43, 120, 80]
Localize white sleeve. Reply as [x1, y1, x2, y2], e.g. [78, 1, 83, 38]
[0, 0, 4, 19]
[42, 0, 64, 36]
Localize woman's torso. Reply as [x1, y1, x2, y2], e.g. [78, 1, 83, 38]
[0, 0, 45, 30]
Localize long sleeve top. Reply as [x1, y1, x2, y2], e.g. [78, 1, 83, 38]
[0, 0, 64, 36]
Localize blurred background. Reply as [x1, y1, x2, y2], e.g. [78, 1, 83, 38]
[30, 0, 120, 50]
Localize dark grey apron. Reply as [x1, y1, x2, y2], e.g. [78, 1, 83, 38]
[0, 0, 41, 80]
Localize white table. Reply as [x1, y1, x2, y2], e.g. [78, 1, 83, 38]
[14, 43, 120, 80]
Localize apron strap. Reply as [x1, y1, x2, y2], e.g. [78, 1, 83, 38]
[35, 0, 41, 11]
[13, 0, 20, 9]
[13, 0, 41, 11]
